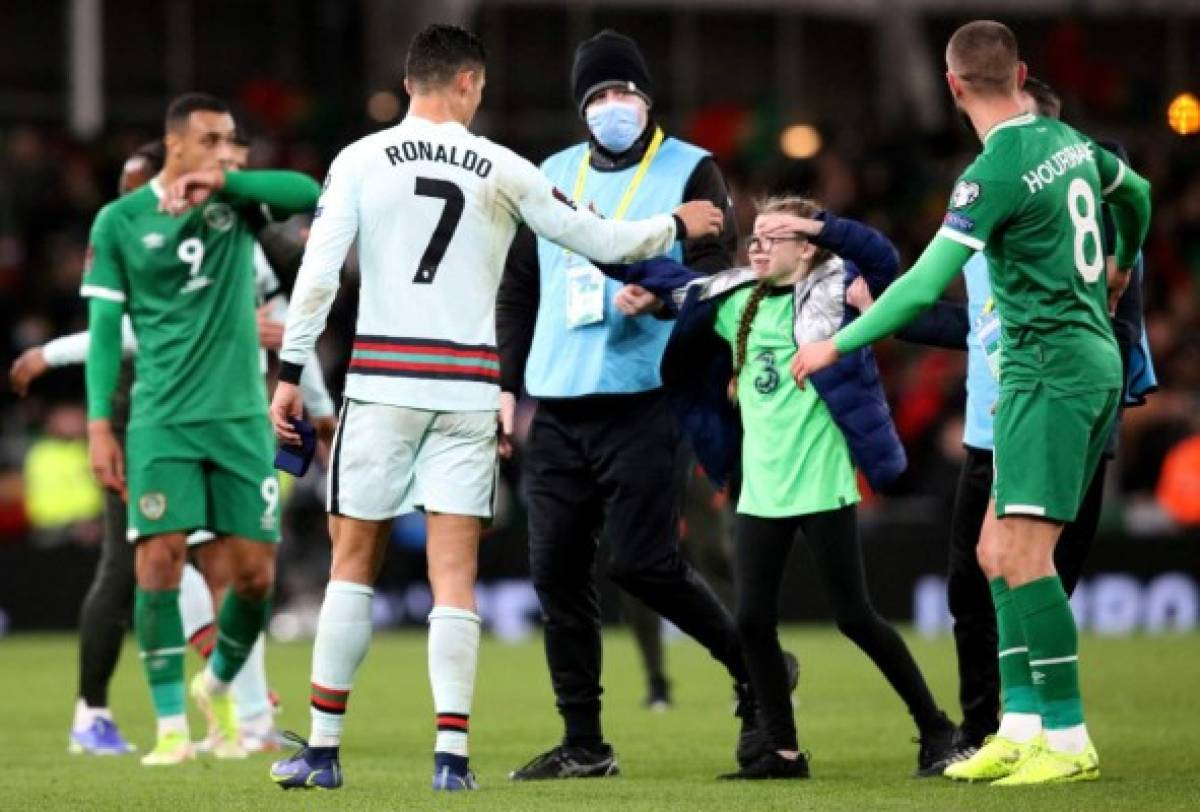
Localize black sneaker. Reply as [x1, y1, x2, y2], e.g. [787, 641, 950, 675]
[720, 750, 811, 780]
[735, 651, 800, 767]
[508, 743, 620, 781]
[914, 712, 959, 777]
[918, 726, 984, 777]
[644, 676, 672, 712]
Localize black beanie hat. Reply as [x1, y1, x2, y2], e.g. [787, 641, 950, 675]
[571, 30, 653, 117]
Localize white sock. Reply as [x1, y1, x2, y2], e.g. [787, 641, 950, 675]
[73, 698, 110, 730]
[240, 710, 274, 739]
[178, 563, 215, 641]
[997, 711, 1043, 743]
[428, 605, 481, 757]
[231, 635, 272, 722]
[309, 581, 374, 747]
[157, 714, 188, 738]
[1044, 723, 1089, 754]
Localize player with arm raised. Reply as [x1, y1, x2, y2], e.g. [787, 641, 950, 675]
[83, 93, 320, 766]
[789, 21, 1151, 786]
[266, 23, 722, 793]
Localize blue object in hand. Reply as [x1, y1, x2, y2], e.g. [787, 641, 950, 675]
[274, 417, 316, 477]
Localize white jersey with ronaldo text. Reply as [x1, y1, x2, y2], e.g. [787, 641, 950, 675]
[280, 114, 680, 412]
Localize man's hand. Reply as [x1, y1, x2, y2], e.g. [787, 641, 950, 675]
[161, 168, 227, 216]
[270, 381, 304, 444]
[673, 200, 724, 240]
[312, 413, 338, 466]
[1106, 256, 1131, 315]
[257, 304, 285, 350]
[845, 276, 874, 313]
[9, 346, 49, 397]
[613, 284, 663, 317]
[498, 391, 517, 460]
[790, 339, 840, 389]
[88, 419, 126, 499]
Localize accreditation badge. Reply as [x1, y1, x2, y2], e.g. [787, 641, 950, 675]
[975, 302, 1002, 381]
[565, 262, 606, 328]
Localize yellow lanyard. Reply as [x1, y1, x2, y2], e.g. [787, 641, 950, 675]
[572, 127, 665, 222]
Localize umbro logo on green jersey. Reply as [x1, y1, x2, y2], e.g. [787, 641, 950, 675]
[141, 232, 165, 250]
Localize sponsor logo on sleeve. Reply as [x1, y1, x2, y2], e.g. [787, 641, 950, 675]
[950, 180, 981, 209]
[943, 211, 977, 232]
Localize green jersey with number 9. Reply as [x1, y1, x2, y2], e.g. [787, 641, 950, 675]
[939, 112, 1124, 395]
[80, 177, 265, 428]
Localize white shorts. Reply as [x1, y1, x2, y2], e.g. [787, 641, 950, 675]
[328, 399, 498, 521]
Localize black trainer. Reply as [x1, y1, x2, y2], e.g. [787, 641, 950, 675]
[735, 651, 800, 767]
[917, 726, 983, 777]
[914, 712, 959, 777]
[508, 743, 620, 781]
[720, 750, 811, 780]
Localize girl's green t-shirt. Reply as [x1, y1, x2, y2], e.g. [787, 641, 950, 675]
[714, 287, 860, 518]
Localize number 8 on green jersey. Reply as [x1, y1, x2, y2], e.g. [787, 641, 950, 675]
[938, 112, 1141, 521]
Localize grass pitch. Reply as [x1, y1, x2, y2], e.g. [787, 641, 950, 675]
[2, 627, 1197, 810]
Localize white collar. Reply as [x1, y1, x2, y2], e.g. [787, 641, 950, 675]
[148, 175, 166, 199]
[984, 111, 1036, 144]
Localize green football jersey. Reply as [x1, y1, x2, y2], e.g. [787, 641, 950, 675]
[81, 178, 266, 428]
[715, 288, 860, 518]
[939, 113, 1125, 394]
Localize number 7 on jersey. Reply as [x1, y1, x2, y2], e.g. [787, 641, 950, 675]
[413, 177, 464, 284]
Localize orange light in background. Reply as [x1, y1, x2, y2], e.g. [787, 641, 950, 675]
[367, 91, 401, 123]
[779, 124, 822, 159]
[1167, 92, 1199, 136]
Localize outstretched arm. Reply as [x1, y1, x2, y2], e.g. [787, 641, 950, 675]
[790, 234, 972, 387]
[502, 151, 722, 263]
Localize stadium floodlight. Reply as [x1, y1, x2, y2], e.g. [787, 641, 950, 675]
[780, 123, 822, 159]
[1168, 92, 1199, 136]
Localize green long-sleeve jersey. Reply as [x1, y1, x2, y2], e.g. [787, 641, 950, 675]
[83, 170, 320, 427]
[836, 113, 1151, 395]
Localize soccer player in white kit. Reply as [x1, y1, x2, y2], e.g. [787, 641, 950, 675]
[267, 24, 723, 792]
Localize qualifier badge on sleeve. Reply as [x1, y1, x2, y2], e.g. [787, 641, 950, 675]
[565, 262, 606, 328]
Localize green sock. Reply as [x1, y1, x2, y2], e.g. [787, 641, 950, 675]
[210, 590, 272, 684]
[1011, 576, 1083, 730]
[134, 588, 186, 719]
[989, 577, 1039, 716]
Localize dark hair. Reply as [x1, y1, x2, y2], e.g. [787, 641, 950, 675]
[947, 20, 1020, 95]
[405, 24, 486, 90]
[1022, 75, 1062, 119]
[130, 140, 166, 172]
[165, 92, 230, 132]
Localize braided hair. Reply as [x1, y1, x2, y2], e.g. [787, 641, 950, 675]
[728, 280, 770, 403]
[728, 195, 835, 403]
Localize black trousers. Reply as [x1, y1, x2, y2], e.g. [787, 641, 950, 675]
[948, 445, 1107, 742]
[77, 482, 136, 707]
[526, 391, 747, 743]
[736, 508, 944, 751]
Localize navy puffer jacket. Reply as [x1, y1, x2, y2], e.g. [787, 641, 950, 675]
[599, 211, 907, 491]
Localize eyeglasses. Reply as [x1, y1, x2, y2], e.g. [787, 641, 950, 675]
[746, 233, 807, 253]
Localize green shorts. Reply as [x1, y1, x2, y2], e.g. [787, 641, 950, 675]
[993, 384, 1119, 523]
[124, 415, 280, 543]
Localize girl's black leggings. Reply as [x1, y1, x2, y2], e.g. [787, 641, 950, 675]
[735, 506, 943, 751]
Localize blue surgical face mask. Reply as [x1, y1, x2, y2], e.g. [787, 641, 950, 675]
[586, 100, 643, 154]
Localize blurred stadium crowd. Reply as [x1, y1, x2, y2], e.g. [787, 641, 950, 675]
[1, 9, 1198, 616]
